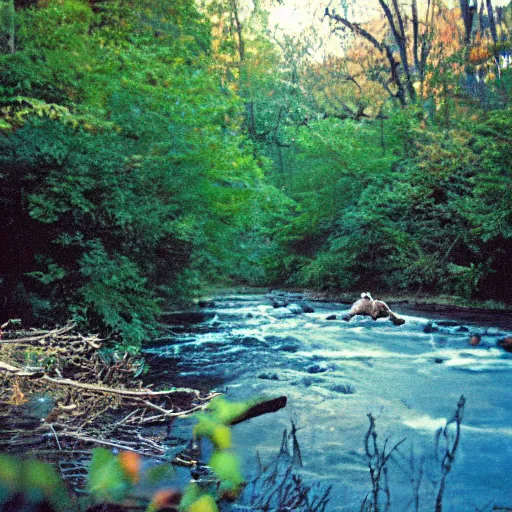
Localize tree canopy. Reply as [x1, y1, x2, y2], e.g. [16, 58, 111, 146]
[1, 0, 512, 346]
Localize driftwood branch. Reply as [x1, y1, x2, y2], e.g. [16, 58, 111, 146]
[0, 324, 77, 344]
[230, 396, 288, 425]
[42, 376, 201, 397]
[0, 361, 201, 398]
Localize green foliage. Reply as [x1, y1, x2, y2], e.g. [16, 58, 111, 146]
[192, 396, 246, 499]
[0, 0, 285, 344]
[180, 485, 219, 512]
[265, 116, 405, 290]
[0, 454, 71, 512]
[2, 0, 512, 339]
[88, 448, 131, 502]
[269, 102, 512, 301]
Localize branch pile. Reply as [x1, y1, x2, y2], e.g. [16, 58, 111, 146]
[0, 320, 216, 488]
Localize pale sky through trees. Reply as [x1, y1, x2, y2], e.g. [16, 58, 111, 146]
[269, 0, 511, 31]
[266, 0, 510, 59]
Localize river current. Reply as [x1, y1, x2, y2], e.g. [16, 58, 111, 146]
[144, 292, 512, 512]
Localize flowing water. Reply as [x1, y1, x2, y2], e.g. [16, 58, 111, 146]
[144, 292, 512, 512]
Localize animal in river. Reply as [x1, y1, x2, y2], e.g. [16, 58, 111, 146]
[342, 292, 405, 325]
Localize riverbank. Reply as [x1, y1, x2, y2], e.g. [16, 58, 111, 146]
[0, 322, 215, 502]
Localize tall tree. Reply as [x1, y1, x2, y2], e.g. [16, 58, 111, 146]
[460, 0, 477, 45]
[324, 0, 440, 105]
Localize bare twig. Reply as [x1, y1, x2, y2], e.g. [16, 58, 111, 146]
[435, 395, 466, 512]
[48, 423, 62, 450]
[56, 432, 167, 459]
[364, 413, 406, 512]
[0, 362, 200, 398]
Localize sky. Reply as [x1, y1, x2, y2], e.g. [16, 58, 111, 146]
[268, 0, 511, 32]
[267, 0, 511, 56]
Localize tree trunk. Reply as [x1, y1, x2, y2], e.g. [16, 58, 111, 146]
[324, 8, 408, 106]
[229, 0, 245, 63]
[459, 0, 476, 46]
[379, 0, 416, 102]
[478, 0, 485, 37]
[486, 0, 498, 45]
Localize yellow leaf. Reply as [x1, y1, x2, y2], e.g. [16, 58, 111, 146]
[211, 425, 231, 450]
[188, 494, 218, 512]
[209, 452, 244, 487]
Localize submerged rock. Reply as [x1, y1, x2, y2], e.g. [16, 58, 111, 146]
[423, 322, 439, 333]
[287, 303, 304, 315]
[258, 372, 280, 380]
[497, 337, 512, 352]
[329, 383, 355, 394]
[270, 307, 295, 318]
[278, 343, 299, 353]
[265, 335, 299, 344]
[307, 362, 329, 374]
[238, 336, 264, 347]
[470, 334, 482, 346]
[325, 314, 337, 321]
[302, 376, 323, 387]
[197, 300, 215, 308]
[437, 320, 460, 327]
[264, 335, 301, 352]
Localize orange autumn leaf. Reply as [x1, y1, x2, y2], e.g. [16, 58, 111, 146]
[118, 451, 140, 484]
[469, 46, 491, 64]
[149, 488, 182, 510]
[7, 381, 27, 406]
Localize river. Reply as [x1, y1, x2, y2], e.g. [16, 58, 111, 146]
[144, 292, 512, 512]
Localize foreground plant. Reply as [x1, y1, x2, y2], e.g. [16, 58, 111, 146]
[87, 397, 251, 512]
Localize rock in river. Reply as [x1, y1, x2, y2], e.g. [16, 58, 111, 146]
[307, 362, 329, 374]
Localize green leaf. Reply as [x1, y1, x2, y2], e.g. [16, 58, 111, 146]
[187, 495, 219, 512]
[209, 452, 244, 490]
[88, 448, 130, 502]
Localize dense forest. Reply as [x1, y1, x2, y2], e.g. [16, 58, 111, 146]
[1, 0, 511, 347]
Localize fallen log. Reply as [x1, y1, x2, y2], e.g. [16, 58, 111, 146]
[229, 396, 287, 426]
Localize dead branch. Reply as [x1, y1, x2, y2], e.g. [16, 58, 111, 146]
[364, 413, 406, 512]
[41, 376, 200, 398]
[229, 396, 287, 425]
[55, 432, 167, 459]
[0, 324, 77, 344]
[0, 362, 200, 398]
[435, 395, 466, 512]
[0, 321, 216, 489]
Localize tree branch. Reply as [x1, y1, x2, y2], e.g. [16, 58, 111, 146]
[325, 7, 407, 105]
